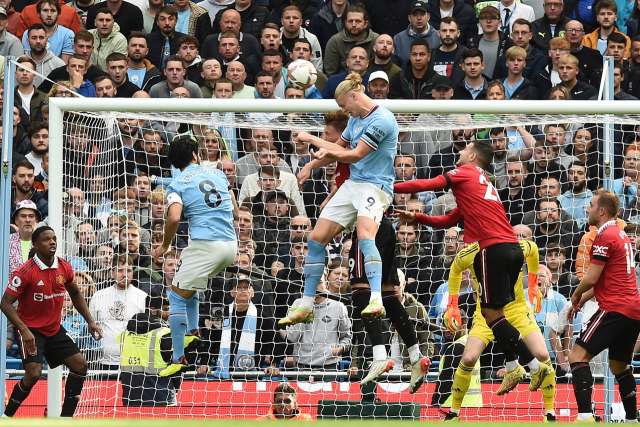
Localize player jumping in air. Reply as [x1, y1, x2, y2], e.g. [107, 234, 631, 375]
[392, 141, 552, 420]
[279, 73, 397, 334]
[1, 226, 103, 418]
[567, 190, 640, 423]
[154, 134, 239, 377]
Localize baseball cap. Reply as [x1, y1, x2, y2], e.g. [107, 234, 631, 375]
[411, 1, 429, 14]
[266, 190, 289, 203]
[12, 200, 41, 222]
[231, 274, 253, 288]
[0, 7, 7, 17]
[368, 71, 389, 84]
[432, 75, 453, 90]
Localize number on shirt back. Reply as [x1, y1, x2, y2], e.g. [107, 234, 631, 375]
[479, 174, 499, 202]
[198, 180, 222, 208]
[625, 242, 635, 274]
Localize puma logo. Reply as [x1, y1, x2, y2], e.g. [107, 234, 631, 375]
[538, 32, 545, 37]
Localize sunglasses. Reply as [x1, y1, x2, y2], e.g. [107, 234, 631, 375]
[274, 398, 293, 405]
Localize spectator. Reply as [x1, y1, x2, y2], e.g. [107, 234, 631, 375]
[149, 55, 203, 98]
[245, 23, 291, 85]
[368, 34, 401, 79]
[534, 36, 572, 96]
[85, 0, 142, 39]
[451, 48, 491, 99]
[523, 140, 568, 189]
[467, 6, 514, 78]
[66, 53, 96, 96]
[199, 58, 222, 97]
[493, 19, 547, 80]
[116, 219, 152, 278]
[218, 158, 239, 198]
[177, 36, 204, 86]
[24, 23, 64, 86]
[74, 221, 96, 264]
[389, 38, 438, 99]
[564, 20, 603, 80]
[500, 45, 539, 99]
[198, 127, 231, 167]
[255, 190, 296, 272]
[89, 9, 128, 72]
[488, 0, 535, 36]
[532, 197, 578, 263]
[24, 121, 47, 175]
[94, 75, 116, 97]
[396, 222, 431, 306]
[126, 32, 162, 91]
[14, 56, 45, 123]
[103, 52, 139, 97]
[367, 70, 389, 98]
[0, 5, 22, 56]
[235, 129, 292, 185]
[531, 0, 570, 53]
[256, 383, 313, 420]
[430, 17, 466, 82]
[17, 0, 81, 41]
[289, 38, 327, 92]
[545, 242, 579, 298]
[63, 123, 102, 190]
[85, 172, 111, 226]
[322, 46, 370, 99]
[557, 161, 592, 229]
[393, 1, 441, 67]
[429, 0, 478, 45]
[279, 6, 322, 71]
[21, 0, 73, 61]
[130, 172, 151, 225]
[0, 0, 19, 37]
[146, 6, 187, 70]
[429, 267, 474, 324]
[499, 158, 536, 226]
[428, 116, 474, 178]
[324, 3, 378, 77]
[141, 0, 163, 33]
[211, 274, 283, 379]
[214, 32, 241, 77]
[534, 265, 569, 370]
[212, 0, 273, 40]
[200, 10, 262, 68]
[240, 163, 305, 216]
[198, 0, 233, 25]
[582, 0, 631, 55]
[9, 200, 39, 277]
[270, 215, 313, 276]
[614, 148, 640, 208]
[547, 52, 599, 99]
[272, 235, 305, 319]
[127, 125, 173, 182]
[39, 30, 107, 93]
[89, 254, 147, 369]
[308, 0, 347, 53]
[171, 0, 210, 45]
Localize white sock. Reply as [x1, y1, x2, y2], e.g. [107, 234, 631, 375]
[577, 413, 593, 421]
[625, 419, 638, 423]
[450, 409, 460, 415]
[528, 358, 540, 373]
[300, 296, 314, 309]
[408, 344, 421, 365]
[505, 360, 519, 372]
[546, 410, 556, 416]
[370, 291, 382, 303]
[372, 345, 387, 361]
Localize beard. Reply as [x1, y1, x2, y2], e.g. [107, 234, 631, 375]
[376, 49, 392, 60]
[569, 179, 586, 193]
[539, 220, 558, 232]
[32, 146, 48, 156]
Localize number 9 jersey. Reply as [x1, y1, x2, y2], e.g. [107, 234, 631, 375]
[166, 164, 236, 242]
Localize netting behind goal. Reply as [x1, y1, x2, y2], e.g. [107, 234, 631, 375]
[29, 102, 640, 420]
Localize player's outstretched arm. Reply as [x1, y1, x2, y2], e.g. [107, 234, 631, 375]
[1, 292, 36, 355]
[394, 175, 449, 193]
[297, 158, 335, 189]
[313, 138, 372, 164]
[67, 282, 103, 341]
[392, 207, 463, 230]
[297, 131, 348, 152]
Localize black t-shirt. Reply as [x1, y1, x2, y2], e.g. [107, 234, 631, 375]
[432, 49, 458, 78]
[349, 217, 400, 286]
[85, 0, 143, 39]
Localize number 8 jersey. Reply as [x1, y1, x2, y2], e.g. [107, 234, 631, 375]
[166, 164, 236, 242]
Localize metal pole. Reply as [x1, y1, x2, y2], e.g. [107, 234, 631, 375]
[46, 102, 64, 418]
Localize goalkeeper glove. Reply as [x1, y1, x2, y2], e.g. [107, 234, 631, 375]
[527, 272, 543, 314]
[443, 294, 462, 332]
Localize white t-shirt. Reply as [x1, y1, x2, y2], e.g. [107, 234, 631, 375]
[551, 70, 561, 86]
[18, 89, 34, 115]
[25, 152, 43, 175]
[440, 7, 454, 17]
[89, 285, 147, 365]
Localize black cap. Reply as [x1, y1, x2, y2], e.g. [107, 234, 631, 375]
[411, 0, 429, 13]
[265, 190, 289, 203]
[432, 74, 453, 90]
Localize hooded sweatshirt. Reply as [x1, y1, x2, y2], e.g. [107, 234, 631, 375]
[25, 49, 65, 87]
[89, 22, 128, 71]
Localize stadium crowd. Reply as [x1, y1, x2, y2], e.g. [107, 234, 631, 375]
[2, 0, 640, 409]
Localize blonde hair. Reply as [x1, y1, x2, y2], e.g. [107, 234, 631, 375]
[334, 72, 365, 99]
[549, 85, 571, 100]
[506, 46, 527, 61]
[558, 53, 579, 67]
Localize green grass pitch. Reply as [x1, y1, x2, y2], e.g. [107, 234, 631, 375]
[0, 420, 552, 426]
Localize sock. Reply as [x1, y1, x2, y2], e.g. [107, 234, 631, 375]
[301, 238, 326, 306]
[352, 288, 384, 348]
[408, 344, 421, 365]
[358, 238, 382, 294]
[382, 291, 418, 349]
[169, 290, 188, 362]
[540, 359, 556, 412]
[4, 379, 31, 417]
[370, 291, 382, 302]
[505, 360, 519, 372]
[528, 358, 540, 373]
[372, 345, 387, 361]
[488, 317, 535, 365]
[60, 371, 86, 417]
[615, 369, 637, 421]
[186, 292, 199, 334]
[451, 363, 474, 412]
[571, 362, 594, 415]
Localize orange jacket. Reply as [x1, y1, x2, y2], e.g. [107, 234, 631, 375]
[582, 27, 630, 57]
[575, 219, 627, 279]
[257, 409, 314, 421]
[17, 0, 81, 41]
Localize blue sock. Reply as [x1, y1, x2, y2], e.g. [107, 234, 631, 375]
[302, 238, 327, 298]
[359, 238, 382, 293]
[186, 292, 199, 334]
[169, 291, 188, 362]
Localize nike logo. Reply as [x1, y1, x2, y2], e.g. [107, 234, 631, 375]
[574, 90, 583, 94]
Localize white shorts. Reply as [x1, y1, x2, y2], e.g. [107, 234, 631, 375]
[319, 180, 392, 230]
[173, 239, 238, 292]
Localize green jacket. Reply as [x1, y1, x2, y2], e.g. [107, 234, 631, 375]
[323, 28, 379, 77]
[89, 22, 128, 71]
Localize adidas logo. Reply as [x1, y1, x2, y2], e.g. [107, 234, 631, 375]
[453, 388, 463, 393]
[37, 280, 45, 286]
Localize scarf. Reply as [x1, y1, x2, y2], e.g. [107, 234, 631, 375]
[214, 303, 257, 379]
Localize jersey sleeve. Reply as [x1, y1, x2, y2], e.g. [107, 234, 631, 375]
[520, 240, 540, 275]
[360, 115, 394, 151]
[590, 233, 613, 265]
[414, 208, 463, 229]
[448, 244, 479, 296]
[394, 175, 449, 193]
[166, 184, 183, 207]
[6, 270, 27, 297]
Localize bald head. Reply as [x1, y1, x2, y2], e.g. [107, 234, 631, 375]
[220, 9, 242, 34]
[564, 20, 585, 46]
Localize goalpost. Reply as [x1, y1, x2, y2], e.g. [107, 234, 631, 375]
[0, 68, 638, 419]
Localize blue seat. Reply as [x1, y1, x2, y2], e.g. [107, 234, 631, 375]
[6, 358, 23, 370]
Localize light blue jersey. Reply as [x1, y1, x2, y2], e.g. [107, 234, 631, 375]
[167, 164, 236, 242]
[340, 104, 397, 195]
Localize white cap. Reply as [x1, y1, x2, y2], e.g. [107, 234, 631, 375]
[369, 71, 389, 83]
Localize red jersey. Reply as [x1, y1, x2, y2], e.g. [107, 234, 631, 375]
[394, 164, 517, 249]
[590, 220, 640, 321]
[6, 255, 75, 336]
[334, 146, 351, 188]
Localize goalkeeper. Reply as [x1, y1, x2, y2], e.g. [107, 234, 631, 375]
[440, 239, 557, 422]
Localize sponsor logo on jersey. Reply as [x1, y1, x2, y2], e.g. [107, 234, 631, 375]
[37, 280, 45, 286]
[34, 293, 43, 301]
[33, 292, 65, 301]
[593, 245, 608, 257]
